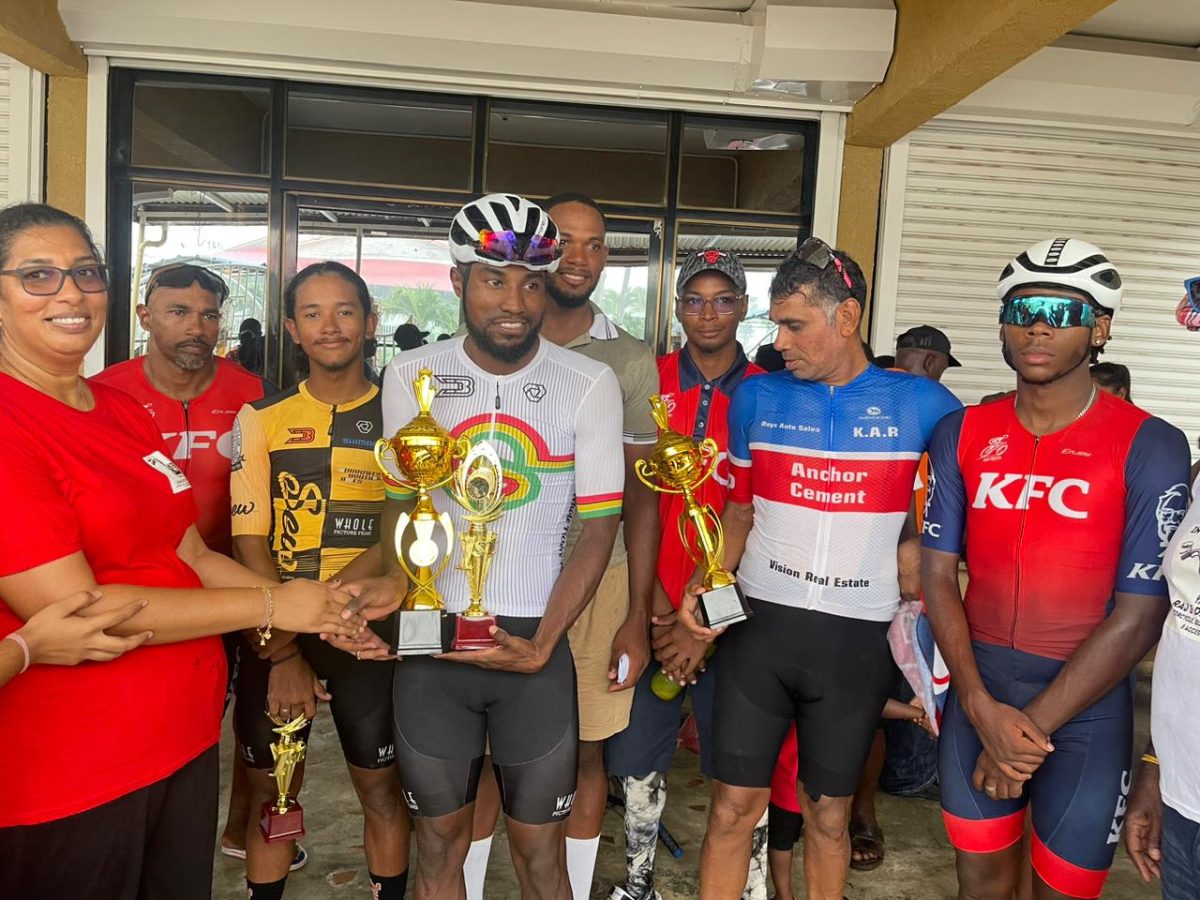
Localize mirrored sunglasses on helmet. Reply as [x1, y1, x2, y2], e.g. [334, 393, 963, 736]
[147, 263, 230, 304]
[475, 229, 560, 268]
[999, 295, 1098, 329]
[796, 236, 853, 291]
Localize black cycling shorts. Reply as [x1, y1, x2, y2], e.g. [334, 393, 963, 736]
[234, 626, 396, 771]
[712, 598, 892, 801]
[392, 616, 578, 825]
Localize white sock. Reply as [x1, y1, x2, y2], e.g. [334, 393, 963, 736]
[463, 835, 493, 900]
[567, 835, 601, 900]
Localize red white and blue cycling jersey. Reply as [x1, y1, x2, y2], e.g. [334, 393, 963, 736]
[922, 391, 1190, 659]
[727, 365, 961, 622]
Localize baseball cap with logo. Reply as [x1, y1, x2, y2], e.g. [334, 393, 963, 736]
[676, 249, 747, 295]
[896, 325, 961, 367]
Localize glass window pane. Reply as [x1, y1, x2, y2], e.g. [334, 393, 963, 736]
[297, 206, 459, 374]
[287, 92, 473, 190]
[679, 117, 810, 215]
[129, 185, 269, 365]
[486, 104, 668, 205]
[131, 82, 271, 175]
[668, 223, 799, 355]
[593, 225, 653, 341]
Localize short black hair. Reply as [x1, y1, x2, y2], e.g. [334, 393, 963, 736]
[0, 202, 102, 269]
[1090, 361, 1131, 399]
[543, 192, 608, 233]
[769, 247, 867, 318]
[284, 261, 372, 319]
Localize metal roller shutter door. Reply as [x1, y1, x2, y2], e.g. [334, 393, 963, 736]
[877, 118, 1200, 449]
[0, 56, 10, 203]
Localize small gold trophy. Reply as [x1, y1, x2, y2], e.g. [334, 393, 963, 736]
[448, 441, 506, 650]
[259, 714, 308, 843]
[375, 368, 469, 655]
[636, 395, 751, 629]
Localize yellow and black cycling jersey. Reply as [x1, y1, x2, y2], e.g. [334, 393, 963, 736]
[231, 381, 385, 581]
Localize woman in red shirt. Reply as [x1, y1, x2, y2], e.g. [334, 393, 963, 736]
[0, 204, 365, 900]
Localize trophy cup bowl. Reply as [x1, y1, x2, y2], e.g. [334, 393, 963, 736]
[449, 441, 506, 651]
[637, 396, 752, 632]
[259, 714, 308, 843]
[374, 368, 466, 655]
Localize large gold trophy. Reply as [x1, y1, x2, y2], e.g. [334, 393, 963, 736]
[636, 395, 751, 630]
[375, 368, 469, 655]
[447, 441, 506, 650]
[259, 714, 308, 842]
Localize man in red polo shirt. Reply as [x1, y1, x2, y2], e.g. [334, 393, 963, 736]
[92, 262, 284, 864]
[605, 249, 766, 900]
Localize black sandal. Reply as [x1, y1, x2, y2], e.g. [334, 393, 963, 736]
[849, 821, 885, 871]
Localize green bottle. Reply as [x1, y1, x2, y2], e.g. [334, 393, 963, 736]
[650, 645, 716, 701]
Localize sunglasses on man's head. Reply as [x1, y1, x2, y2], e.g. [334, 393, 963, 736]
[796, 237, 853, 291]
[147, 263, 230, 304]
[999, 295, 1099, 329]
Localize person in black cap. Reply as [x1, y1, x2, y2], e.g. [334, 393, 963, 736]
[391, 322, 429, 352]
[894, 325, 961, 382]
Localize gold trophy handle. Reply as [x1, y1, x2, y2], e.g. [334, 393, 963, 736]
[374, 438, 420, 492]
[692, 438, 720, 490]
[635, 457, 684, 495]
[374, 438, 396, 474]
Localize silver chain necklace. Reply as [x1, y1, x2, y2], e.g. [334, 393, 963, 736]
[1073, 383, 1098, 423]
[1017, 383, 1097, 435]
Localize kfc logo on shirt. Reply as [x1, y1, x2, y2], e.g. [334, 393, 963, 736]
[163, 429, 234, 460]
[1156, 484, 1188, 547]
[1127, 483, 1190, 582]
[971, 473, 1090, 519]
[922, 467, 940, 538]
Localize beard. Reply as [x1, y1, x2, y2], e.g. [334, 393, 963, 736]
[546, 276, 593, 310]
[465, 317, 541, 364]
[170, 342, 213, 372]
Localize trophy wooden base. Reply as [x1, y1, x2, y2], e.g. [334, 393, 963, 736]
[452, 613, 497, 651]
[700, 582, 752, 629]
[259, 800, 305, 843]
[396, 608, 447, 656]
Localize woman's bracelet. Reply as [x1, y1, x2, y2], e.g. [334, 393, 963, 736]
[269, 647, 301, 667]
[256, 587, 275, 647]
[1141, 753, 1159, 766]
[4, 632, 30, 674]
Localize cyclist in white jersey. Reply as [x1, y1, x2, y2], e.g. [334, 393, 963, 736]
[362, 195, 624, 900]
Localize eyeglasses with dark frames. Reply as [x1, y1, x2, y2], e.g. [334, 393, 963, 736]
[677, 294, 742, 316]
[0, 264, 110, 296]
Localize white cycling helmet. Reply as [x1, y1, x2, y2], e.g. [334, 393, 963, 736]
[448, 194, 561, 272]
[996, 238, 1123, 314]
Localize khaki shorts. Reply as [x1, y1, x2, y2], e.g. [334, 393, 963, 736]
[568, 562, 633, 742]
